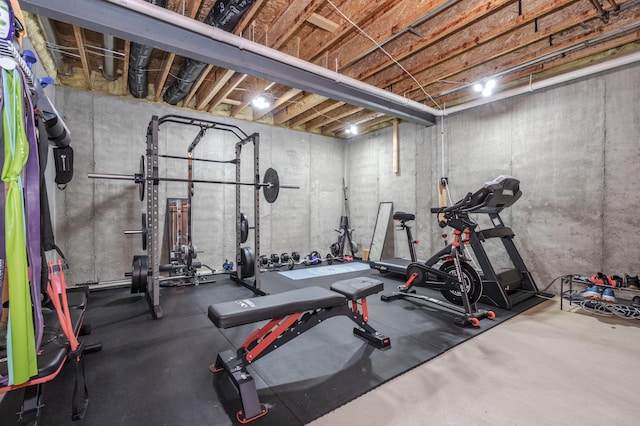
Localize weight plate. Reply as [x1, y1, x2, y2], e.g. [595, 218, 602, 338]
[240, 212, 249, 244]
[270, 253, 280, 264]
[288, 258, 294, 270]
[141, 212, 148, 251]
[280, 253, 289, 262]
[131, 255, 149, 294]
[291, 251, 300, 262]
[350, 240, 358, 255]
[263, 168, 280, 204]
[259, 255, 269, 266]
[330, 242, 340, 257]
[240, 247, 255, 278]
[139, 155, 145, 201]
[326, 254, 334, 265]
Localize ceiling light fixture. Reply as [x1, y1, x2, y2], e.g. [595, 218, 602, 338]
[345, 125, 358, 135]
[473, 79, 496, 97]
[251, 95, 270, 109]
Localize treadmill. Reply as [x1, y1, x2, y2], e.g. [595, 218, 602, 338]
[369, 211, 418, 276]
[370, 176, 540, 309]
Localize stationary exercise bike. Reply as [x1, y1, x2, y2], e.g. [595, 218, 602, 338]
[382, 193, 495, 327]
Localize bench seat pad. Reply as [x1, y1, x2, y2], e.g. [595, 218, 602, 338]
[330, 277, 384, 300]
[208, 287, 346, 329]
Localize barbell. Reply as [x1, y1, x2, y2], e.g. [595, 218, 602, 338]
[88, 164, 298, 204]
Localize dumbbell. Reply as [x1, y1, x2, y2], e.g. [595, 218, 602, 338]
[280, 253, 295, 270]
[304, 250, 322, 266]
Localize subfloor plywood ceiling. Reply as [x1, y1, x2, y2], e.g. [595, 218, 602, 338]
[19, 0, 640, 137]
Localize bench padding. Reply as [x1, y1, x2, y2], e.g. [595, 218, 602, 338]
[330, 277, 384, 300]
[208, 287, 347, 329]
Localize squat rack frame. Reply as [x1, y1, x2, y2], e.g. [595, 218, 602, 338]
[144, 115, 264, 319]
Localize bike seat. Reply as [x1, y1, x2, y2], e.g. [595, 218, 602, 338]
[393, 211, 415, 222]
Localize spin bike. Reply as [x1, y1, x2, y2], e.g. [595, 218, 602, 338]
[381, 193, 495, 327]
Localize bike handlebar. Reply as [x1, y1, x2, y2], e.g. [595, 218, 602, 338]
[430, 192, 473, 214]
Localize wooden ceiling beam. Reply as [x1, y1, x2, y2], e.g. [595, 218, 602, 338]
[333, 114, 392, 136]
[434, 35, 640, 108]
[389, 1, 632, 99]
[289, 101, 345, 128]
[319, 108, 372, 134]
[231, 81, 275, 117]
[207, 73, 248, 111]
[306, 13, 339, 33]
[365, 0, 587, 91]
[183, 64, 213, 107]
[266, 0, 325, 49]
[307, 105, 364, 132]
[154, 52, 175, 101]
[121, 40, 130, 96]
[72, 25, 91, 89]
[196, 68, 236, 110]
[303, 0, 404, 64]
[226, 0, 321, 120]
[254, 87, 302, 120]
[325, 0, 457, 70]
[273, 93, 326, 125]
[346, 0, 518, 81]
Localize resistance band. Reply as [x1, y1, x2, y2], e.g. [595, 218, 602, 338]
[1, 66, 37, 385]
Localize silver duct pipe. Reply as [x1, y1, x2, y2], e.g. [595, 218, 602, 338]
[36, 15, 67, 75]
[102, 34, 117, 80]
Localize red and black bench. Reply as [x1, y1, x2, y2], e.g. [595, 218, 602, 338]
[208, 277, 390, 423]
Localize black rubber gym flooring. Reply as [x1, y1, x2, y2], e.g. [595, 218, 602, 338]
[0, 264, 544, 425]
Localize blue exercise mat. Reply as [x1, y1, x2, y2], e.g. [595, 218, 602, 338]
[278, 262, 371, 280]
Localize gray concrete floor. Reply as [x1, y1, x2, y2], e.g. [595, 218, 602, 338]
[309, 297, 640, 426]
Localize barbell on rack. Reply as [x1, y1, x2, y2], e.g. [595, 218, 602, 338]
[124, 212, 148, 250]
[88, 165, 298, 204]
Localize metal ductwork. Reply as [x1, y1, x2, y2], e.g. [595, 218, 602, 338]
[103, 34, 116, 80]
[163, 0, 256, 105]
[36, 16, 67, 75]
[128, 0, 167, 98]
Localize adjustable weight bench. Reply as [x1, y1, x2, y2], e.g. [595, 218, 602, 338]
[208, 277, 390, 423]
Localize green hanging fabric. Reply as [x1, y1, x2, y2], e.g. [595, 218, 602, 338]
[1, 66, 37, 385]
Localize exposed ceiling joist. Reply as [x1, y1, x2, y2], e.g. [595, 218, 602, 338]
[21, 0, 436, 127]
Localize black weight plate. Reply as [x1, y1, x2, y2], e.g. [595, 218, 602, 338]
[131, 255, 148, 294]
[240, 212, 249, 244]
[240, 247, 255, 278]
[259, 255, 269, 266]
[326, 254, 334, 265]
[330, 242, 340, 257]
[139, 155, 145, 201]
[263, 168, 280, 204]
[142, 213, 147, 251]
[270, 254, 280, 264]
[280, 253, 289, 262]
[130, 255, 140, 294]
[288, 258, 294, 270]
[291, 251, 300, 262]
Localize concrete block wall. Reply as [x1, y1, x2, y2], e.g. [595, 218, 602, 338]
[54, 88, 345, 283]
[346, 62, 640, 294]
